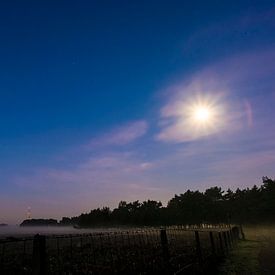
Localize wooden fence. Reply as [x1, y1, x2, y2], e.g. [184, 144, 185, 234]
[0, 225, 242, 274]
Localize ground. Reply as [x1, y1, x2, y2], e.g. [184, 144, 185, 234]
[217, 225, 275, 275]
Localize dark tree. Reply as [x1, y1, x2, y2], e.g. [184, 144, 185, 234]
[53, 177, 275, 227]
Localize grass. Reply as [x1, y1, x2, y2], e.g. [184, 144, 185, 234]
[217, 225, 275, 275]
[217, 240, 262, 274]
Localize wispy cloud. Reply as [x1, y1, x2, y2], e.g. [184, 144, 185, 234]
[89, 120, 148, 147]
[15, 152, 155, 190]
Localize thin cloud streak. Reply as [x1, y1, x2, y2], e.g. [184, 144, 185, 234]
[89, 120, 148, 147]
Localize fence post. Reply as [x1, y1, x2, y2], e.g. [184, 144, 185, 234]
[239, 224, 245, 240]
[209, 231, 216, 256]
[233, 227, 236, 240]
[222, 232, 228, 254]
[160, 229, 171, 274]
[235, 226, 240, 240]
[231, 229, 234, 242]
[226, 231, 232, 249]
[229, 229, 234, 246]
[231, 227, 235, 241]
[195, 231, 203, 269]
[231, 226, 237, 240]
[230, 229, 234, 244]
[0, 243, 6, 273]
[160, 229, 170, 262]
[218, 232, 224, 255]
[33, 234, 46, 275]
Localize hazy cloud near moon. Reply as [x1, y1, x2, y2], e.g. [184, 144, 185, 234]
[156, 48, 275, 143]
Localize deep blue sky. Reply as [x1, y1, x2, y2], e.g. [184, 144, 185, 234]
[1, 1, 275, 223]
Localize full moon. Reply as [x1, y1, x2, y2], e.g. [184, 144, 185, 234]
[182, 94, 224, 135]
[193, 106, 212, 122]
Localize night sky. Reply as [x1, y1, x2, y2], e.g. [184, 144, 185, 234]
[1, 1, 275, 224]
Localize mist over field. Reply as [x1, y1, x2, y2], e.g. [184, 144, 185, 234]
[0, 225, 124, 238]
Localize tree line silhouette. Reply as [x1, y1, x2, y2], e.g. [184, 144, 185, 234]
[54, 177, 275, 227]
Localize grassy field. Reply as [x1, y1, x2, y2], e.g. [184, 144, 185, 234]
[217, 225, 275, 274]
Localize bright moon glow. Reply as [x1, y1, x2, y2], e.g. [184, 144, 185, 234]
[182, 94, 225, 136]
[193, 106, 212, 122]
[163, 92, 226, 143]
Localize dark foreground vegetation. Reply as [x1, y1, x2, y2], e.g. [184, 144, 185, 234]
[54, 177, 275, 228]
